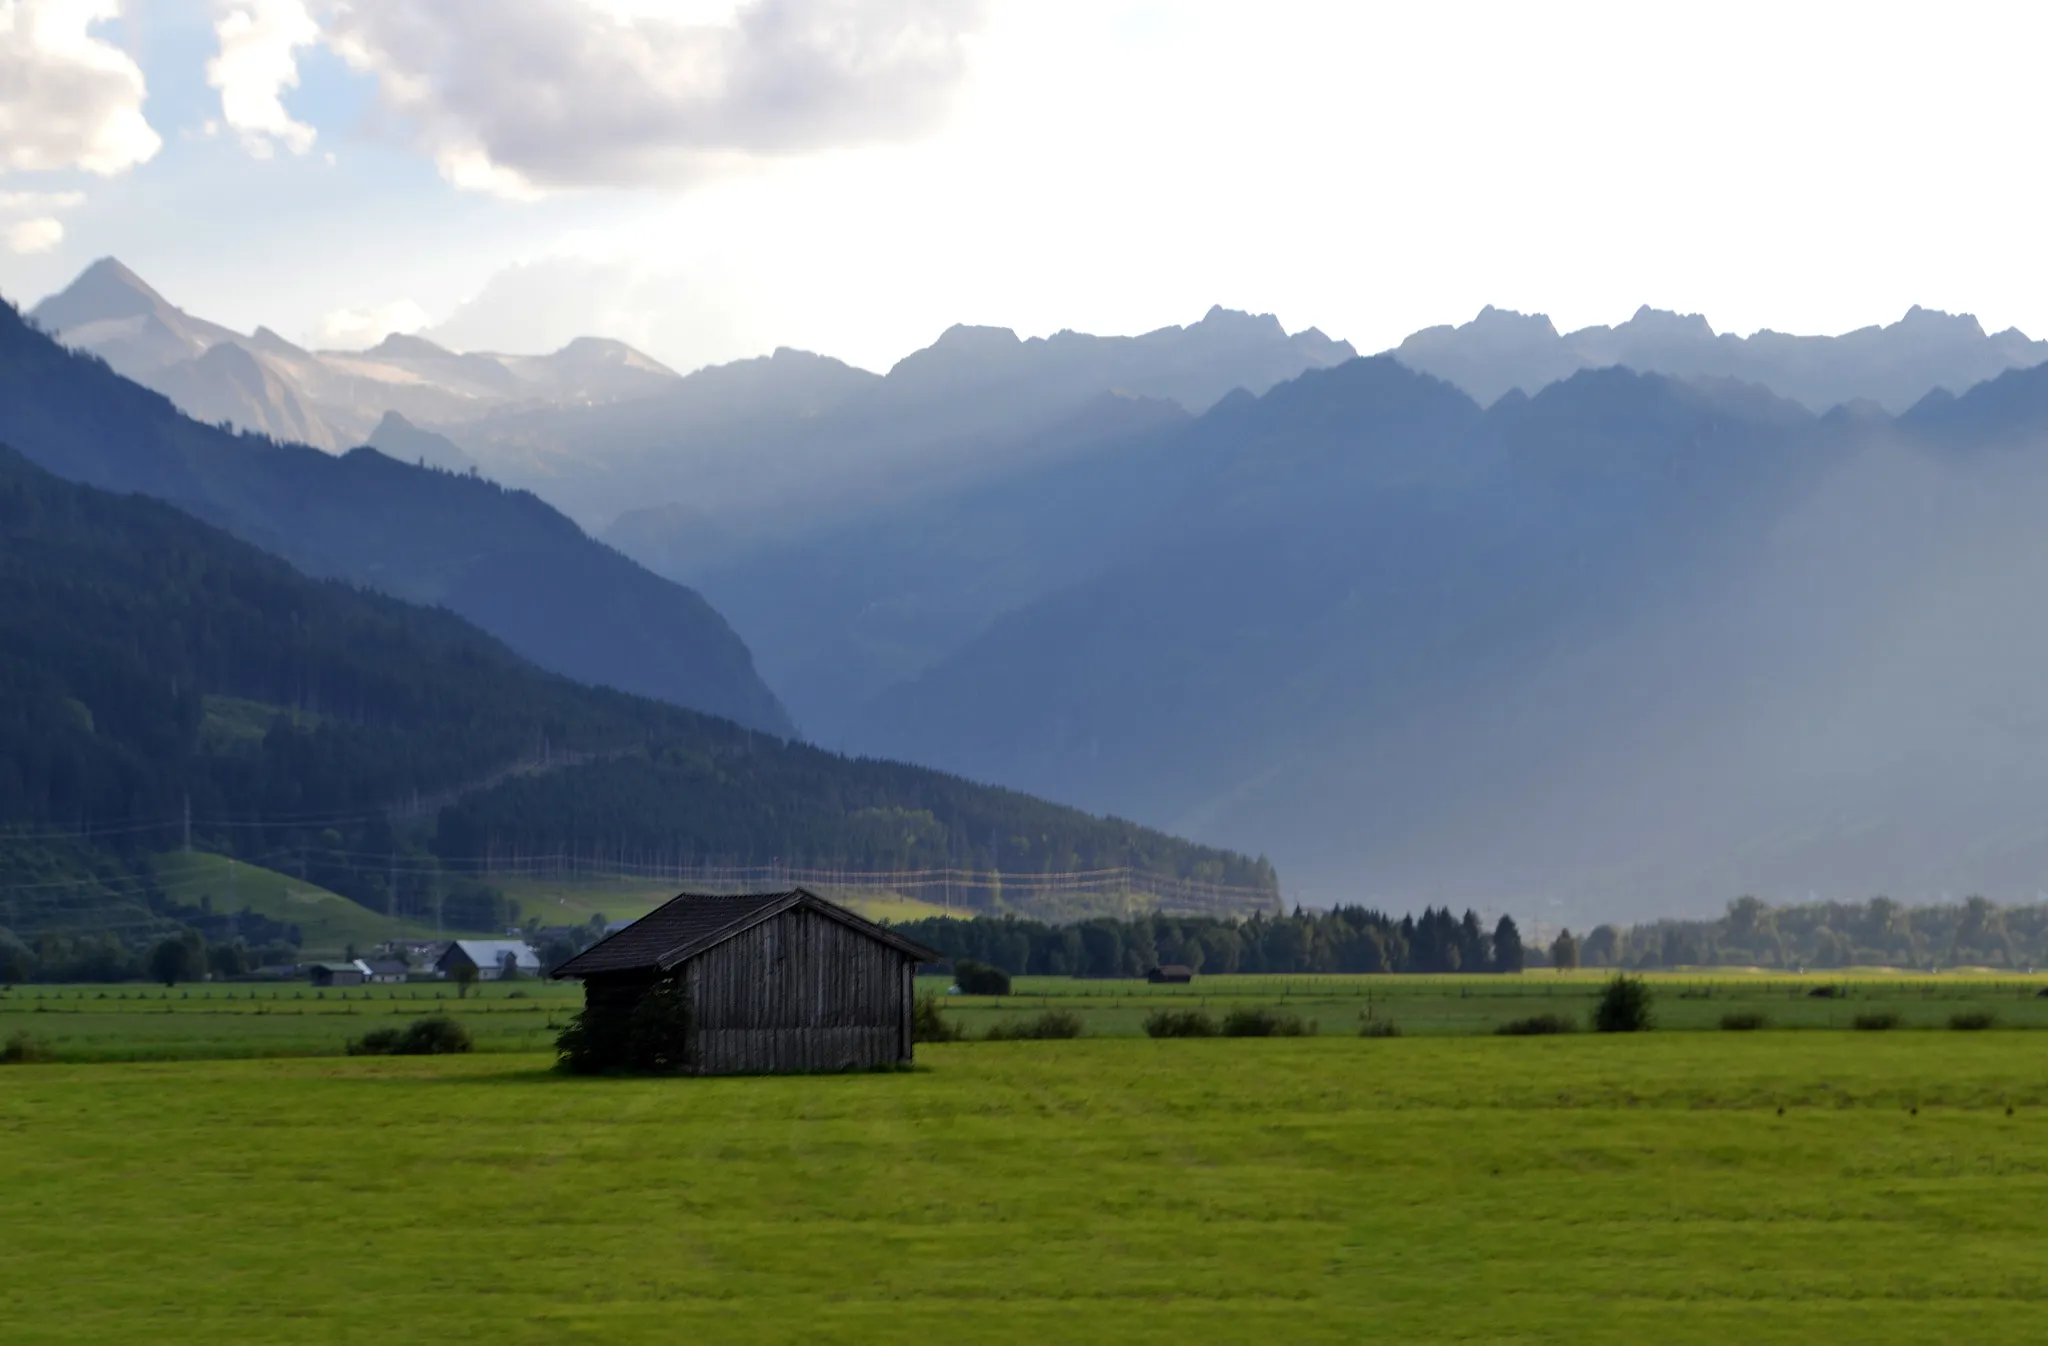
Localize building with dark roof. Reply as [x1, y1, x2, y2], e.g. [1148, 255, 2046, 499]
[1146, 964, 1195, 984]
[435, 940, 541, 981]
[553, 888, 943, 1075]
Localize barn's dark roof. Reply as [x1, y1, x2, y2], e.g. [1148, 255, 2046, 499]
[552, 888, 942, 978]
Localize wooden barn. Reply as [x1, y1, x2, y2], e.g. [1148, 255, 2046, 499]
[551, 888, 942, 1075]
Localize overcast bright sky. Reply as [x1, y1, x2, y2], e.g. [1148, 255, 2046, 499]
[2, 0, 2043, 373]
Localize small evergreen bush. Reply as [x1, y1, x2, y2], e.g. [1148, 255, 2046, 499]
[1, 1031, 51, 1064]
[557, 980, 692, 1073]
[1852, 1011, 1901, 1031]
[1719, 1011, 1769, 1031]
[1360, 1019, 1402, 1038]
[952, 960, 1012, 996]
[1593, 975, 1653, 1033]
[913, 994, 963, 1043]
[1948, 1010, 1997, 1031]
[1496, 1013, 1575, 1036]
[1220, 1007, 1311, 1037]
[984, 1010, 1084, 1040]
[347, 1014, 473, 1056]
[1144, 1009, 1218, 1038]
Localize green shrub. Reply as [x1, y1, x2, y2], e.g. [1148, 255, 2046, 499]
[349, 1014, 474, 1056]
[1220, 1007, 1311, 1038]
[1807, 984, 1842, 999]
[1853, 1011, 1901, 1031]
[1360, 1019, 1402, 1038]
[952, 960, 1012, 996]
[1496, 1013, 1575, 1036]
[0, 1030, 52, 1064]
[1719, 1011, 1769, 1031]
[1593, 975, 1653, 1033]
[984, 1010, 1084, 1041]
[557, 980, 692, 1074]
[346, 1026, 404, 1055]
[913, 994, 963, 1043]
[1144, 1009, 1218, 1038]
[1948, 1010, 1997, 1031]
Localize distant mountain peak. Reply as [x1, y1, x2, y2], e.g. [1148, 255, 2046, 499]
[250, 325, 311, 355]
[1620, 306, 1716, 340]
[1468, 306, 1563, 340]
[365, 332, 452, 359]
[931, 323, 1022, 349]
[33, 256, 175, 328]
[1196, 305, 1288, 337]
[1896, 305, 1987, 339]
[72, 256, 161, 301]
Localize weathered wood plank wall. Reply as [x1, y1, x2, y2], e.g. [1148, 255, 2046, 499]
[685, 906, 914, 1074]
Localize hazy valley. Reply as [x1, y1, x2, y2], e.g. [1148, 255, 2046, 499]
[17, 258, 2048, 924]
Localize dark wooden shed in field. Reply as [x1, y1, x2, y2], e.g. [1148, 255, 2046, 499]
[551, 888, 942, 1075]
[1147, 964, 1194, 984]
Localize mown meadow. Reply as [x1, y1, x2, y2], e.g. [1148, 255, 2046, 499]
[4, 1033, 2047, 1344]
[7, 971, 2047, 1062]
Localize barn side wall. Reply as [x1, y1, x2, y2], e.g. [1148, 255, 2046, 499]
[684, 906, 914, 1074]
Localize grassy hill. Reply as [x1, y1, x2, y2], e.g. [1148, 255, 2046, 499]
[152, 853, 447, 955]
[490, 873, 958, 930]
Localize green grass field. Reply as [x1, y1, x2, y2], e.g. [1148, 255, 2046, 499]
[4, 1035, 2047, 1343]
[7, 972, 2048, 1063]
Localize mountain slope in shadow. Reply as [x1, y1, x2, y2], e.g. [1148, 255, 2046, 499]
[0, 295, 792, 736]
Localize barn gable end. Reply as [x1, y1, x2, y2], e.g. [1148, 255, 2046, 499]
[688, 904, 916, 1074]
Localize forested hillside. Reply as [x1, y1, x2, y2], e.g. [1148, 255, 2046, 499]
[0, 445, 1277, 945]
[0, 297, 791, 736]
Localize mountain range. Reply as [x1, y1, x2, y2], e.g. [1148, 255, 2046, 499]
[22, 258, 2048, 923]
[1392, 303, 2048, 412]
[29, 259, 684, 455]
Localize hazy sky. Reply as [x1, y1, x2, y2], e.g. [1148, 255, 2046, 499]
[2, 0, 2044, 372]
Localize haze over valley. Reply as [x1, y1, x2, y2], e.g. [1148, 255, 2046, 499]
[15, 252, 2048, 925]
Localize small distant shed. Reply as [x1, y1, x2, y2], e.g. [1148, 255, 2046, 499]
[308, 962, 366, 987]
[553, 888, 943, 1075]
[436, 940, 541, 981]
[1147, 964, 1195, 984]
[362, 959, 409, 984]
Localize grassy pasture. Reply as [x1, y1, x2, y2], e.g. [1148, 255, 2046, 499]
[929, 970, 2048, 1039]
[0, 980, 579, 1061]
[3, 1036, 2047, 1343]
[492, 874, 960, 929]
[156, 851, 446, 953]
[7, 972, 2048, 1063]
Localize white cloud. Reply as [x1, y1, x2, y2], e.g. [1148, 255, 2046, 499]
[0, 187, 84, 255]
[5, 216, 64, 253]
[0, 189, 86, 211]
[208, 0, 321, 158]
[0, 0, 161, 176]
[323, 0, 986, 196]
[309, 297, 431, 349]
